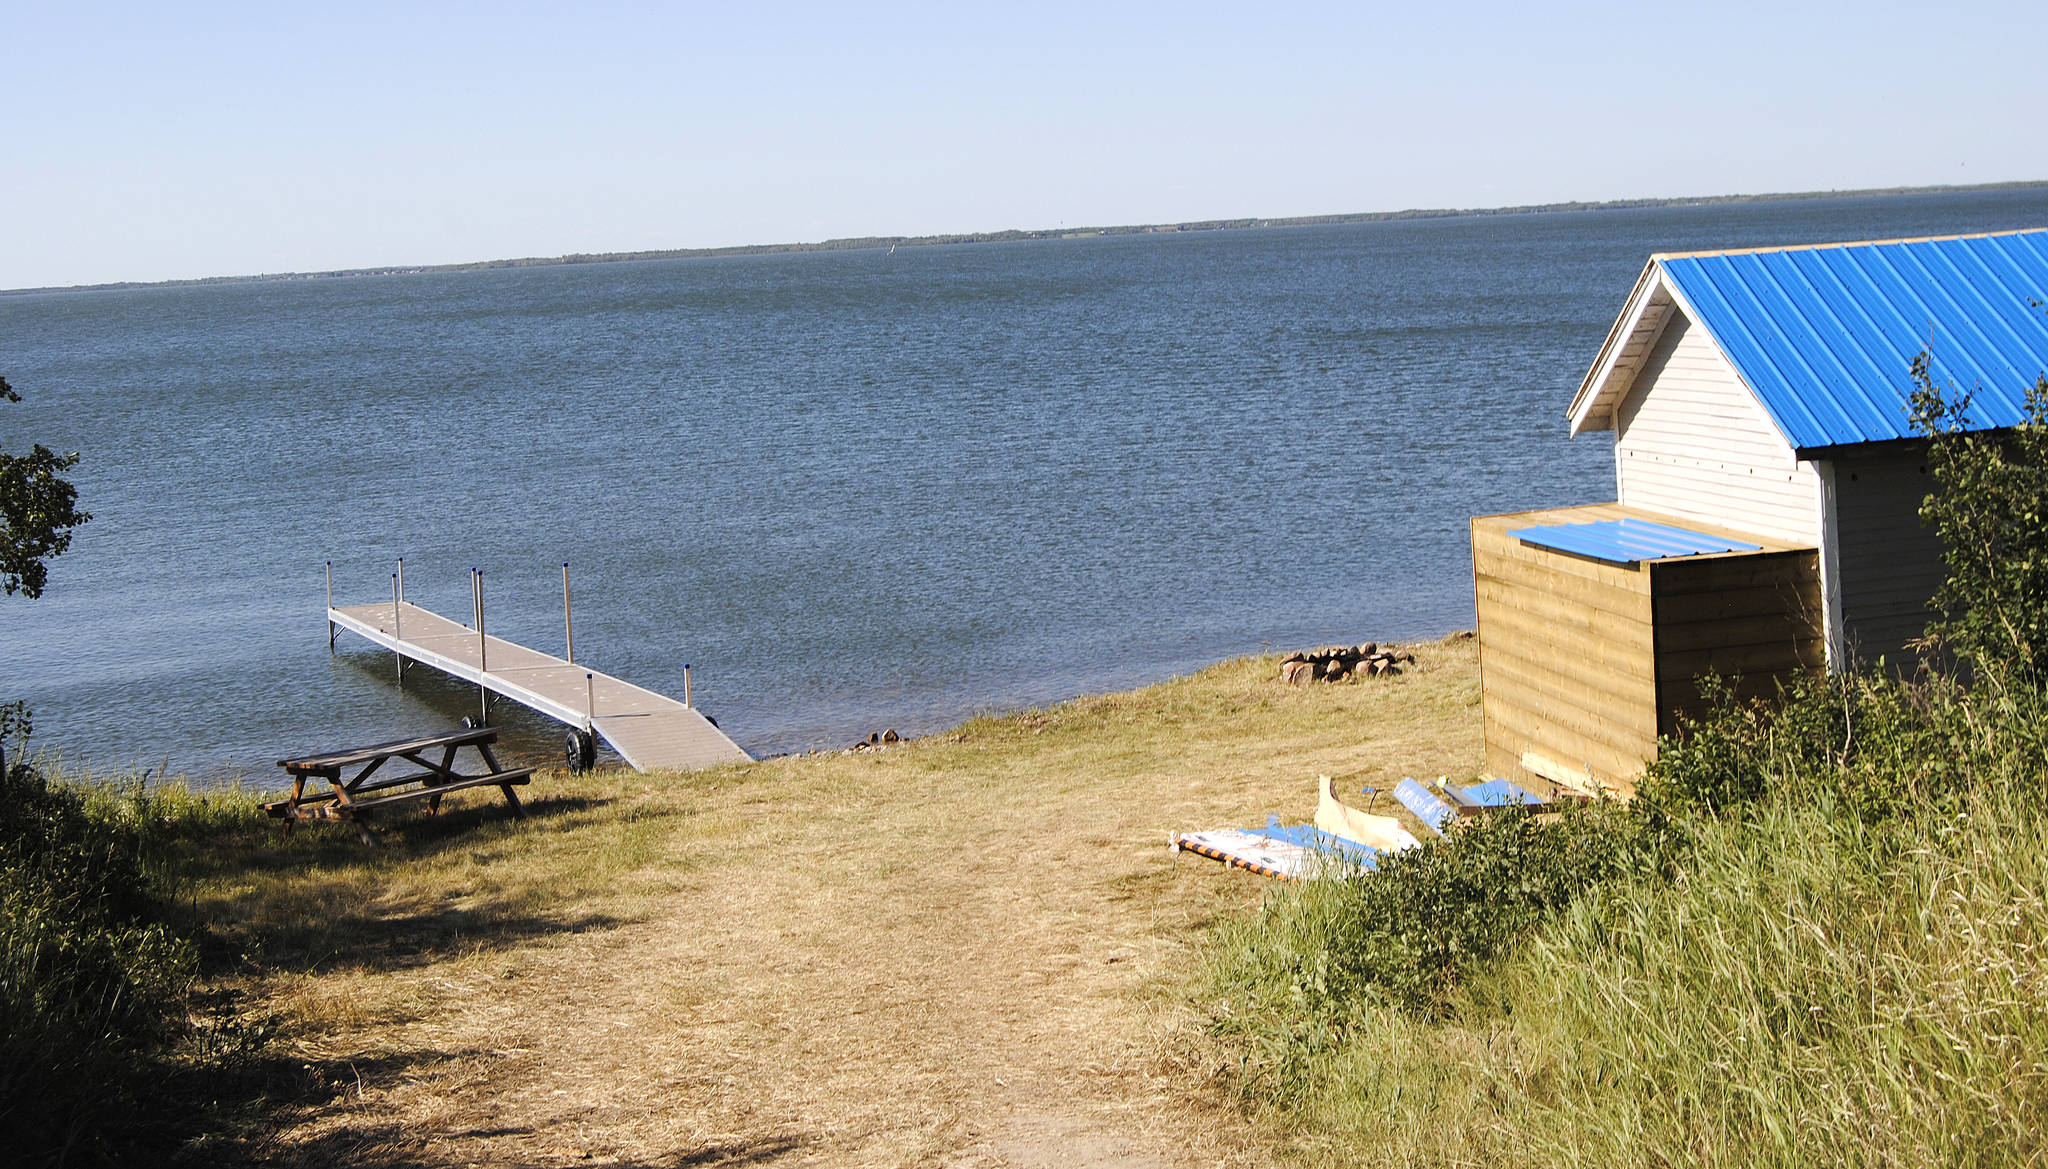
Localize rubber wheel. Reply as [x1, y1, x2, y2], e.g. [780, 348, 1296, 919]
[565, 730, 596, 773]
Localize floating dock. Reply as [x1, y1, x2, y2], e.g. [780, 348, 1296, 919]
[329, 598, 750, 774]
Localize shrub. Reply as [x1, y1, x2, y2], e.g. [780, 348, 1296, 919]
[1912, 357, 2048, 691]
[0, 757, 200, 1164]
[1206, 797, 1665, 1102]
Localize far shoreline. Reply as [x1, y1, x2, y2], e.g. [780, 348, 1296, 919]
[8, 178, 2045, 297]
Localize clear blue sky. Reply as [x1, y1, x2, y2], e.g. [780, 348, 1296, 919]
[6, 1, 2044, 289]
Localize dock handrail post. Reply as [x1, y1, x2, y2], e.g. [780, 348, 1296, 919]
[396, 557, 404, 604]
[563, 561, 574, 665]
[475, 569, 489, 726]
[325, 560, 335, 650]
[684, 663, 692, 709]
[391, 573, 403, 680]
[585, 671, 595, 735]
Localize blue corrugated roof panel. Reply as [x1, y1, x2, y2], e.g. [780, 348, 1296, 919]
[1508, 518, 1762, 564]
[1449, 779, 1548, 809]
[1394, 778, 1454, 836]
[1658, 230, 2048, 451]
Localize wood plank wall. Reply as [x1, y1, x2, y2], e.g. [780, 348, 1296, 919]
[1826, 446, 1946, 667]
[1650, 548, 1825, 733]
[1473, 504, 1824, 797]
[1472, 505, 1658, 794]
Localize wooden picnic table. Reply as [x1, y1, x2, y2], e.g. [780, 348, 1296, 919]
[266, 726, 535, 843]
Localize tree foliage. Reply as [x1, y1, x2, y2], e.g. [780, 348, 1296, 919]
[0, 374, 91, 599]
[1910, 352, 2048, 690]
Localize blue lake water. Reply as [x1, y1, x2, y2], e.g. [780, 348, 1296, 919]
[5, 188, 2046, 782]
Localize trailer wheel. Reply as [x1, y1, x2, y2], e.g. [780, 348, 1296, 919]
[565, 730, 596, 773]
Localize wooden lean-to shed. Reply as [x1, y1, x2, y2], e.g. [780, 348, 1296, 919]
[1477, 228, 2048, 796]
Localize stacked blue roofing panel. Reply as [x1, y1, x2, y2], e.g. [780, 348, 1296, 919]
[1508, 518, 1762, 564]
[1658, 230, 2048, 451]
[1451, 779, 1548, 809]
[1394, 778, 1454, 837]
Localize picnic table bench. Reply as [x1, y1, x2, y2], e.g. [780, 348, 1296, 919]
[266, 727, 535, 842]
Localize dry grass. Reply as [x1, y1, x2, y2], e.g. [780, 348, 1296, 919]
[189, 635, 1482, 1167]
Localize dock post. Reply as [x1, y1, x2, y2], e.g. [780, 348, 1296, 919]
[586, 672, 595, 735]
[326, 561, 336, 651]
[475, 570, 489, 726]
[563, 562, 574, 665]
[683, 663, 692, 708]
[391, 574, 403, 680]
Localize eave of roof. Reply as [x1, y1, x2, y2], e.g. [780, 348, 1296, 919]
[1567, 228, 2048, 453]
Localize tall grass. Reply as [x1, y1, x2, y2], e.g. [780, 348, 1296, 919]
[1203, 674, 2048, 1167]
[1502, 775, 2048, 1166]
[0, 758, 262, 1165]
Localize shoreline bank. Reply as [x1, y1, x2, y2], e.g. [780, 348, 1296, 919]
[10, 179, 2043, 295]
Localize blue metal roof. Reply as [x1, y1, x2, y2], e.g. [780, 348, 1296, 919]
[1508, 518, 1761, 564]
[1658, 229, 2048, 451]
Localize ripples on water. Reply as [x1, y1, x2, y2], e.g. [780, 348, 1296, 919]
[5, 189, 2046, 780]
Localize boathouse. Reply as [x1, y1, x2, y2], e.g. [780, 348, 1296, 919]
[1475, 228, 2048, 795]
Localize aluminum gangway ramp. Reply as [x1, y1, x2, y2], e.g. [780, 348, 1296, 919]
[330, 601, 750, 773]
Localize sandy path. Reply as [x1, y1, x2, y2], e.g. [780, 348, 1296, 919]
[273, 762, 1271, 1166]
[255, 647, 1481, 1166]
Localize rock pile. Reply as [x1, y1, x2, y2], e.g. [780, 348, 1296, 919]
[848, 728, 903, 752]
[1280, 643, 1414, 684]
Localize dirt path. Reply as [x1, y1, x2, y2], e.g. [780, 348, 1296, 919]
[251, 646, 1481, 1166]
[277, 800, 1257, 1166]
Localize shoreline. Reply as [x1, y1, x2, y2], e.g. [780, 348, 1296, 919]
[59, 633, 1466, 791]
[8, 178, 2044, 296]
[157, 635, 1484, 1163]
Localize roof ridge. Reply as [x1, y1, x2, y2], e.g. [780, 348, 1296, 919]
[1651, 225, 2046, 263]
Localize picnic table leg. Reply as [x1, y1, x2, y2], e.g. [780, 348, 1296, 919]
[473, 740, 525, 819]
[344, 806, 377, 846]
[427, 743, 459, 816]
[329, 780, 378, 846]
[280, 773, 308, 837]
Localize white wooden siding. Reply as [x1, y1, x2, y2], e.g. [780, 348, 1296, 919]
[1826, 448, 1947, 664]
[1614, 314, 1821, 545]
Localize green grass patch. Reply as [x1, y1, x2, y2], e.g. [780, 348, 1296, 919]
[1202, 672, 2048, 1167]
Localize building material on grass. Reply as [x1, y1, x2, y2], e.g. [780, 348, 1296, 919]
[1172, 816, 1381, 882]
[1394, 778, 1456, 837]
[1394, 775, 1554, 839]
[1447, 777, 1548, 810]
[1315, 774, 1422, 852]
